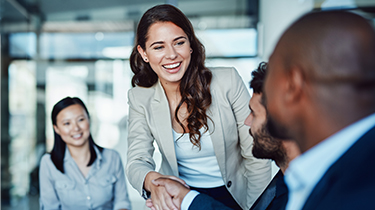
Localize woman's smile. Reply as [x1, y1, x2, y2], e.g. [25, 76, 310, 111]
[163, 62, 182, 73]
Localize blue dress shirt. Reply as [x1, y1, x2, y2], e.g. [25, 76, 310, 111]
[284, 113, 375, 210]
[39, 146, 131, 210]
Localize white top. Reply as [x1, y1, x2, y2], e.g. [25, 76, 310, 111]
[173, 127, 224, 188]
[285, 113, 375, 210]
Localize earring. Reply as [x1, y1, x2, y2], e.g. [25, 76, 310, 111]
[190, 49, 193, 53]
[144, 58, 148, 62]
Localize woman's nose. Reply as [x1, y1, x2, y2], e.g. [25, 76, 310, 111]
[72, 122, 81, 131]
[165, 46, 177, 60]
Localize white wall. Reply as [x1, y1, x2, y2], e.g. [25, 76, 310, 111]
[258, 0, 314, 62]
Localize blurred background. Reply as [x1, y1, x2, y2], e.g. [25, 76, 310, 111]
[1, 0, 375, 209]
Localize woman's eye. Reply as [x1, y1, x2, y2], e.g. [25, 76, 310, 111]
[63, 122, 70, 126]
[176, 41, 185, 46]
[79, 118, 85, 122]
[153, 46, 163, 50]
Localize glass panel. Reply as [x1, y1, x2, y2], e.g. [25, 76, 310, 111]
[8, 33, 37, 58]
[8, 61, 37, 202]
[39, 32, 134, 59]
[197, 28, 257, 57]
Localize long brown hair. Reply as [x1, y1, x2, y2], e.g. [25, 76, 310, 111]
[130, 4, 212, 148]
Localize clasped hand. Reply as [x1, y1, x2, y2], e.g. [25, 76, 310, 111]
[145, 175, 191, 210]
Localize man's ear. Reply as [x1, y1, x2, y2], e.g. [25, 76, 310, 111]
[137, 45, 148, 62]
[285, 65, 305, 104]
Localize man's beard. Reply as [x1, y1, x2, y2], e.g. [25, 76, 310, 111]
[251, 123, 287, 164]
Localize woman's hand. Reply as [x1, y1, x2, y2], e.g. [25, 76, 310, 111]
[144, 172, 189, 210]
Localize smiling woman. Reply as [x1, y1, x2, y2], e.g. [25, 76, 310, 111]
[126, 4, 271, 210]
[39, 97, 131, 210]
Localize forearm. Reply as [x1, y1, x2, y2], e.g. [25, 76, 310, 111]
[126, 90, 157, 194]
[126, 161, 155, 196]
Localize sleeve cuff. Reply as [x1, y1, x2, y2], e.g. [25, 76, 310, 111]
[142, 188, 151, 200]
[181, 190, 200, 210]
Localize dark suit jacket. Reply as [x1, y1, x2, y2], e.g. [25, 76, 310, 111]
[189, 170, 288, 210]
[302, 126, 375, 210]
[250, 170, 287, 210]
[189, 193, 232, 210]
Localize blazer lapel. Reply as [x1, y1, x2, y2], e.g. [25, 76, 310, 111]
[207, 89, 227, 178]
[250, 170, 280, 210]
[151, 80, 179, 176]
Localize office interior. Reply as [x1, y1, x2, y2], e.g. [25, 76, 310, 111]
[1, 0, 375, 209]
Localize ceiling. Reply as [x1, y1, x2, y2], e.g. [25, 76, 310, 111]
[1, 0, 256, 22]
[0, 0, 259, 32]
[2, 0, 375, 33]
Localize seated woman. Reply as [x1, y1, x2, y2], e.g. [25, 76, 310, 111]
[126, 4, 271, 210]
[39, 97, 131, 210]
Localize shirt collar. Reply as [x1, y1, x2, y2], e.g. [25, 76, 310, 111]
[64, 146, 73, 162]
[285, 112, 375, 192]
[63, 144, 102, 168]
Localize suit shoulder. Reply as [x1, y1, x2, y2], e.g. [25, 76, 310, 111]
[128, 85, 155, 97]
[209, 67, 242, 89]
[128, 84, 157, 106]
[209, 66, 238, 78]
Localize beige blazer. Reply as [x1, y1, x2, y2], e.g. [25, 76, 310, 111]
[126, 67, 271, 209]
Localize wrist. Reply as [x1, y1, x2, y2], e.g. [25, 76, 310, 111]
[144, 171, 162, 192]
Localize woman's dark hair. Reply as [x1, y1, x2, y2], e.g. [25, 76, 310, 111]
[50, 97, 103, 173]
[130, 4, 212, 148]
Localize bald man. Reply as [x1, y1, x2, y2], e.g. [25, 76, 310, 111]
[264, 11, 375, 210]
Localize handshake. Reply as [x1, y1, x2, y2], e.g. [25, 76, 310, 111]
[146, 177, 192, 210]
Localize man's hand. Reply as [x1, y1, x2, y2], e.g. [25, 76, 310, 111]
[150, 177, 191, 209]
[144, 172, 189, 210]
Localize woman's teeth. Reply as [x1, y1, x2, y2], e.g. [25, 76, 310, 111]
[163, 62, 181, 69]
[72, 134, 82, 138]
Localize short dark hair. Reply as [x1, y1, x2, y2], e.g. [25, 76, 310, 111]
[50, 97, 103, 173]
[250, 62, 268, 94]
